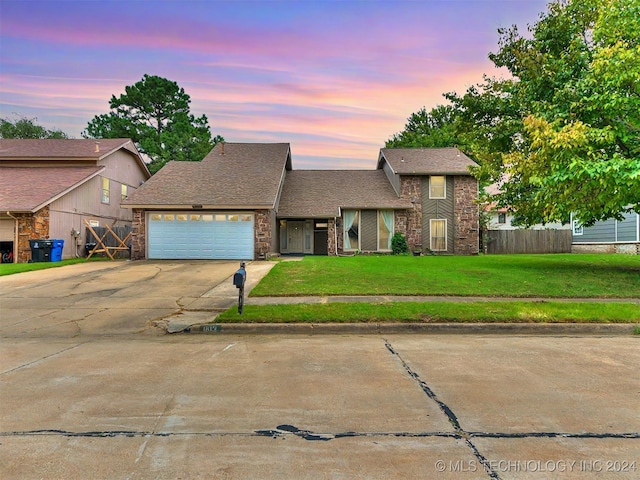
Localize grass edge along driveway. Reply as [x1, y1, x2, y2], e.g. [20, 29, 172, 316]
[219, 254, 640, 324]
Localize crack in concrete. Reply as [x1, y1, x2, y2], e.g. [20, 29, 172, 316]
[0, 343, 89, 376]
[4, 428, 637, 440]
[384, 338, 497, 480]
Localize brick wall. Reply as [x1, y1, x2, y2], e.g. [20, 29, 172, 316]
[454, 176, 479, 255]
[15, 206, 50, 263]
[327, 218, 337, 255]
[254, 210, 271, 259]
[130, 208, 146, 260]
[399, 176, 422, 250]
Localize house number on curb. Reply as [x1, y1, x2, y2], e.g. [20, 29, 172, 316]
[201, 325, 221, 332]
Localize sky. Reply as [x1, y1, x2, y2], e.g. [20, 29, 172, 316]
[0, 0, 549, 169]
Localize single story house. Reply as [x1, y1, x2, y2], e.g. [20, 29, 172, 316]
[571, 213, 640, 254]
[123, 143, 479, 260]
[0, 138, 151, 263]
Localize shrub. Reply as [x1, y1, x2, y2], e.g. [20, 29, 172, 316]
[391, 232, 409, 255]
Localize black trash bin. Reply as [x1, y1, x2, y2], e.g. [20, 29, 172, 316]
[29, 239, 53, 262]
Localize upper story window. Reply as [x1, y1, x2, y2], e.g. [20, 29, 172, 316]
[429, 176, 446, 199]
[101, 177, 110, 204]
[121, 184, 128, 201]
[498, 212, 506, 224]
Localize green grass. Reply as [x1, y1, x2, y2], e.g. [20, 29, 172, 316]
[217, 301, 640, 323]
[251, 254, 640, 298]
[0, 257, 109, 276]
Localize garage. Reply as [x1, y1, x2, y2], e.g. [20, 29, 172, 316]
[147, 212, 254, 260]
[0, 218, 15, 263]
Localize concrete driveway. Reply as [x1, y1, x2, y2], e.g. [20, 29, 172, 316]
[0, 260, 260, 337]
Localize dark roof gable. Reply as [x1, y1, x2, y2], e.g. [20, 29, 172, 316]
[123, 143, 291, 208]
[378, 147, 476, 175]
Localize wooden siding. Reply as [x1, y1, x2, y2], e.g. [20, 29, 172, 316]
[361, 210, 378, 251]
[577, 214, 639, 243]
[421, 176, 454, 253]
[486, 229, 572, 254]
[47, 149, 147, 260]
[382, 161, 400, 195]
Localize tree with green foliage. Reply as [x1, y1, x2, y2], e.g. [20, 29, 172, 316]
[0, 115, 68, 139]
[446, 0, 639, 227]
[386, 104, 461, 148]
[84, 74, 223, 174]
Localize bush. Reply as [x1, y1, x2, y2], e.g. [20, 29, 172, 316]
[391, 232, 409, 255]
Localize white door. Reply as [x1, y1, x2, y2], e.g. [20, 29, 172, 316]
[147, 212, 254, 260]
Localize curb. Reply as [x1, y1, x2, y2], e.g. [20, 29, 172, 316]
[186, 322, 638, 335]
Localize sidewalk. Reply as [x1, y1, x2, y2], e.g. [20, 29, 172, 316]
[167, 261, 639, 335]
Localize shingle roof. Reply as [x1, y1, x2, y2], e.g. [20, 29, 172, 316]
[0, 138, 137, 160]
[0, 166, 103, 212]
[278, 170, 412, 218]
[378, 147, 476, 175]
[123, 142, 291, 208]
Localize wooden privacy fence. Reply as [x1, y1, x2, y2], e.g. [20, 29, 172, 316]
[84, 220, 132, 259]
[484, 229, 572, 254]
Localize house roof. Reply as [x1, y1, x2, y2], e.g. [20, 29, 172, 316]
[0, 166, 103, 212]
[278, 170, 413, 218]
[378, 147, 476, 175]
[0, 138, 151, 212]
[123, 142, 292, 209]
[0, 138, 139, 160]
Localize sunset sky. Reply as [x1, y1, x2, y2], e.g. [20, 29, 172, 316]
[0, 0, 548, 169]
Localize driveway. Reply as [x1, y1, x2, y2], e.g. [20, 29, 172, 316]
[0, 260, 248, 337]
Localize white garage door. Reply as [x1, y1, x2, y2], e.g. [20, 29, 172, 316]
[0, 219, 15, 241]
[147, 212, 254, 260]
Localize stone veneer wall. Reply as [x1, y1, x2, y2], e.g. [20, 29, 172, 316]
[399, 176, 422, 250]
[15, 206, 50, 263]
[453, 176, 479, 255]
[254, 210, 271, 259]
[130, 208, 146, 260]
[327, 218, 337, 255]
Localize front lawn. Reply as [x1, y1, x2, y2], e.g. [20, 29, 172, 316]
[217, 301, 640, 323]
[250, 254, 640, 298]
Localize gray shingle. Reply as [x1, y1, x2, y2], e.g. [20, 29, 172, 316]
[379, 147, 476, 175]
[278, 170, 412, 218]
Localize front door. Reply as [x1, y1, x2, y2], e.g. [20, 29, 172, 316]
[288, 221, 305, 253]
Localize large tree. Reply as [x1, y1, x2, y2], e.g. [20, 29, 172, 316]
[0, 115, 69, 139]
[386, 104, 461, 148]
[447, 0, 639, 227]
[84, 74, 223, 173]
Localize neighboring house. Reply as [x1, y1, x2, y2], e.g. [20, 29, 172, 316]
[571, 213, 640, 254]
[0, 139, 151, 263]
[123, 143, 479, 260]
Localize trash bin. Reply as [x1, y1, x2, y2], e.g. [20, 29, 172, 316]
[51, 239, 64, 262]
[29, 239, 53, 262]
[85, 242, 97, 256]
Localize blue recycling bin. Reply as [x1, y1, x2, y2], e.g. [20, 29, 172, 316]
[50, 239, 64, 262]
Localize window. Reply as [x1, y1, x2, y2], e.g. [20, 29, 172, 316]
[101, 177, 110, 204]
[121, 184, 128, 201]
[430, 219, 447, 251]
[429, 176, 446, 199]
[498, 212, 506, 224]
[572, 220, 583, 235]
[378, 210, 393, 251]
[150, 214, 162, 221]
[343, 210, 360, 250]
